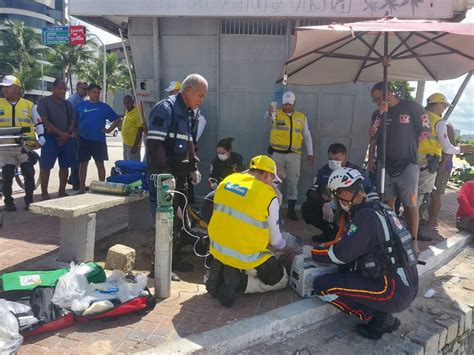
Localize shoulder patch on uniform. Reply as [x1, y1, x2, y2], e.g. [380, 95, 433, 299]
[0, 109, 4, 115]
[346, 223, 358, 237]
[224, 182, 248, 197]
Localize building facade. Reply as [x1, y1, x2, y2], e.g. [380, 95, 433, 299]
[70, 0, 469, 200]
[0, 0, 64, 96]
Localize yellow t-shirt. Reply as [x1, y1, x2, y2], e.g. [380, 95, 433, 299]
[121, 106, 143, 146]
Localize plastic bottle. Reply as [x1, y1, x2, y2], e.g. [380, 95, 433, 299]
[90, 181, 131, 196]
[270, 101, 277, 121]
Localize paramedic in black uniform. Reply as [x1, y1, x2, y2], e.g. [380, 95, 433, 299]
[310, 167, 419, 340]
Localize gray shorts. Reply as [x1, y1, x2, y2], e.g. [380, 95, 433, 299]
[123, 144, 141, 162]
[418, 167, 437, 195]
[433, 170, 450, 195]
[379, 163, 419, 208]
[0, 147, 29, 166]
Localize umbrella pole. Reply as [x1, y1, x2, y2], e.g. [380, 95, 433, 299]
[380, 32, 389, 201]
[443, 70, 472, 121]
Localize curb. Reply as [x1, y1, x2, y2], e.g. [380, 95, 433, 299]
[145, 232, 472, 354]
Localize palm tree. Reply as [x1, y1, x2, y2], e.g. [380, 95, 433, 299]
[0, 20, 43, 91]
[77, 52, 131, 94]
[47, 39, 98, 93]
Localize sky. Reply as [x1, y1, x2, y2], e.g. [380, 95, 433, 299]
[410, 9, 474, 135]
[80, 8, 473, 135]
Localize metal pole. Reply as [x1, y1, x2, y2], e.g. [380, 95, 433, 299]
[40, 51, 45, 97]
[415, 81, 425, 105]
[118, 26, 145, 126]
[89, 33, 107, 103]
[380, 31, 389, 199]
[444, 70, 472, 121]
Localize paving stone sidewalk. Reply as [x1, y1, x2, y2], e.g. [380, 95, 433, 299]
[243, 242, 474, 354]
[0, 184, 461, 354]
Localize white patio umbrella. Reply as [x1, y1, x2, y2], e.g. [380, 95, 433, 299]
[278, 17, 474, 195]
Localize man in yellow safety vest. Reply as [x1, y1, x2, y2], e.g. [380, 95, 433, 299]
[0, 75, 40, 211]
[206, 155, 290, 307]
[266, 91, 314, 221]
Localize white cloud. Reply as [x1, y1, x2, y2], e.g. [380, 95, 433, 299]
[410, 9, 474, 135]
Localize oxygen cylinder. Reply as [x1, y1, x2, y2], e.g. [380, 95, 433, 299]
[90, 180, 131, 196]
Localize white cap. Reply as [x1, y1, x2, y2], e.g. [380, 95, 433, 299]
[164, 80, 182, 93]
[0, 75, 21, 87]
[282, 91, 296, 105]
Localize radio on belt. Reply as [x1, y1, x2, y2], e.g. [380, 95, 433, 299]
[289, 254, 338, 298]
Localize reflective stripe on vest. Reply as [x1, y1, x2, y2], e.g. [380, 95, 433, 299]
[270, 110, 305, 154]
[214, 203, 268, 229]
[0, 98, 35, 144]
[208, 172, 275, 270]
[209, 239, 271, 264]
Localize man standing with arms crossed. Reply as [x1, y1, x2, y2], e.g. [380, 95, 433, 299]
[265, 91, 314, 221]
[37, 79, 76, 200]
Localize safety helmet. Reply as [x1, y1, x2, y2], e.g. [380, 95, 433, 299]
[328, 167, 364, 193]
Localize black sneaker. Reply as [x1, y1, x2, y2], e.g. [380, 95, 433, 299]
[414, 231, 432, 242]
[287, 209, 299, 221]
[4, 204, 17, 212]
[172, 260, 194, 273]
[206, 258, 225, 297]
[356, 314, 401, 340]
[217, 266, 244, 307]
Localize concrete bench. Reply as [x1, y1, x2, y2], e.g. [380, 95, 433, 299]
[29, 192, 152, 263]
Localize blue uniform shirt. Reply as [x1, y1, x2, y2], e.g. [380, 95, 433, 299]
[147, 93, 193, 159]
[75, 101, 119, 142]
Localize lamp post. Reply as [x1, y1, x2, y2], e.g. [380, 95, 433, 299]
[89, 33, 107, 103]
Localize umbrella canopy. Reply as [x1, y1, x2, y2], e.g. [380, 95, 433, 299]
[280, 17, 474, 85]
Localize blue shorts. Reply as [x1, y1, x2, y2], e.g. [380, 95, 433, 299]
[78, 137, 109, 163]
[40, 133, 75, 170]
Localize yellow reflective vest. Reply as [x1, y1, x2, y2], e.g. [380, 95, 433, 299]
[270, 110, 305, 154]
[208, 172, 276, 270]
[0, 98, 35, 145]
[418, 110, 442, 160]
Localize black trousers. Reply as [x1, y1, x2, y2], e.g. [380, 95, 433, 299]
[2, 162, 35, 206]
[301, 196, 337, 235]
[172, 175, 195, 259]
[313, 270, 418, 321]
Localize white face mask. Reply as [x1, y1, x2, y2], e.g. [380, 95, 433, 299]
[340, 202, 351, 212]
[328, 160, 342, 171]
[218, 153, 229, 161]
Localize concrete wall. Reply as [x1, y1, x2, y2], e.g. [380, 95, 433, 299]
[129, 17, 375, 202]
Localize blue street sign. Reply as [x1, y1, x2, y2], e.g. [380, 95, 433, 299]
[42, 26, 69, 45]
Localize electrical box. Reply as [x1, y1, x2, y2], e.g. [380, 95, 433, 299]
[289, 254, 338, 298]
[136, 79, 155, 102]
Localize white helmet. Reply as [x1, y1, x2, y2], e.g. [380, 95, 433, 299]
[328, 167, 364, 193]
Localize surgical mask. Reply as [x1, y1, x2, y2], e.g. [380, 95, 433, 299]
[328, 160, 342, 171]
[340, 202, 351, 212]
[218, 154, 229, 161]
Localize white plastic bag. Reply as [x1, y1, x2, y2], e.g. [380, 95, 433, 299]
[52, 262, 89, 309]
[0, 299, 23, 354]
[107, 271, 148, 303]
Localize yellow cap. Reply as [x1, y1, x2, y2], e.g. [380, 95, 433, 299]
[0, 75, 21, 87]
[427, 93, 452, 106]
[164, 80, 182, 92]
[249, 155, 282, 183]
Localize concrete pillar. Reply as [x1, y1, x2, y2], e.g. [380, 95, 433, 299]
[58, 213, 96, 262]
